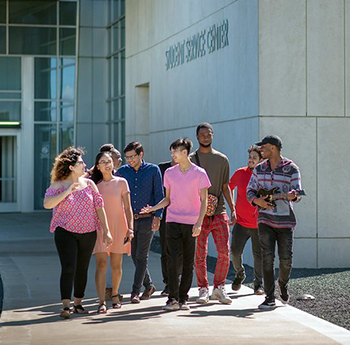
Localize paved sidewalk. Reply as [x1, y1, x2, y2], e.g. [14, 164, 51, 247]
[0, 213, 350, 345]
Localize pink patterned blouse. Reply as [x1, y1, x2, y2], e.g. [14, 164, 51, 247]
[44, 184, 104, 234]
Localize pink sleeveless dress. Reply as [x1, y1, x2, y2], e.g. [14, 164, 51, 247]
[93, 177, 131, 255]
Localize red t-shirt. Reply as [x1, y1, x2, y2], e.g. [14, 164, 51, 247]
[229, 166, 258, 229]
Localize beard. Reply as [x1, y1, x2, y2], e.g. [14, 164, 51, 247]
[199, 142, 211, 148]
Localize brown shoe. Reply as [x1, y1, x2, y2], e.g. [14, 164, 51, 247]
[140, 285, 156, 300]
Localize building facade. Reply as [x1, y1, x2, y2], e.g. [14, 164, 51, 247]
[1, 0, 349, 268]
[125, 0, 350, 268]
[0, 0, 125, 212]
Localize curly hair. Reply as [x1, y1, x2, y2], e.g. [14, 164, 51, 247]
[90, 152, 113, 185]
[51, 147, 85, 182]
[248, 145, 262, 160]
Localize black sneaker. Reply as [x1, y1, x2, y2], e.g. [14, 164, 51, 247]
[231, 274, 246, 291]
[258, 296, 276, 309]
[277, 280, 290, 304]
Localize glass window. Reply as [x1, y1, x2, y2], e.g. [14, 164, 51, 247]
[121, 97, 125, 119]
[9, 1, 56, 25]
[0, 101, 21, 121]
[0, 27, 5, 54]
[113, 0, 119, 22]
[107, 27, 111, 56]
[59, 58, 75, 100]
[10, 27, 56, 55]
[60, 123, 74, 151]
[59, 28, 76, 56]
[0, 58, 21, 91]
[121, 18, 125, 48]
[0, 92, 21, 99]
[34, 101, 57, 121]
[121, 51, 125, 95]
[59, 2, 77, 26]
[0, 1, 5, 23]
[121, 0, 125, 16]
[113, 24, 119, 53]
[35, 58, 57, 100]
[0, 136, 17, 203]
[112, 100, 119, 121]
[34, 124, 57, 210]
[107, 58, 111, 98]
[60, 102, 74, 122]
[112, 55, 119, 97]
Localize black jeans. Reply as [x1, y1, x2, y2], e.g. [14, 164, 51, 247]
[159, 216, 169, 286]
[54, 227, 97, 300]
[231, 223, 263, 290]
[166, 222, 195, 302]
[159, 216, 183, 287]
[258, 223, 293, 299]
[131, 218, 154, 294]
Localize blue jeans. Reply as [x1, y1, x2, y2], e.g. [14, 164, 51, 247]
[231, 223, 263, 290]
[131, 218, 154, 294]
[258, 223, 293, 299]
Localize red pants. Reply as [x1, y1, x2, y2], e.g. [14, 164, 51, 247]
[195, 213, 230, 289]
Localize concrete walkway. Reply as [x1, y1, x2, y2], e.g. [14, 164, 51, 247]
[0, 213, 350, 345]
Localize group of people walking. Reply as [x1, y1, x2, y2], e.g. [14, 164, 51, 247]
[43, 122, 303, 318]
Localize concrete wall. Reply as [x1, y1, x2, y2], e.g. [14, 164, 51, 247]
[76, 0, 108, 166]
[259, 0, 350, 268]
[126, 0, 350, 268]
[126, 0, 259, 258]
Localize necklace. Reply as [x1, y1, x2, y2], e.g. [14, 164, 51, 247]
[179, 164, 192, 174]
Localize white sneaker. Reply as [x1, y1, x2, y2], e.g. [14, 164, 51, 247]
[196, 287, 209, 304]
[211, 285, 232, 304]
[179, 300, 190, 310]
[163, 299, 180, 311]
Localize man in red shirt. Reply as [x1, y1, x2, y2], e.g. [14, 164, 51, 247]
[229, 145, 264, 294]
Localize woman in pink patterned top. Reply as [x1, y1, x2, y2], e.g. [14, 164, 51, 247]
[91, 152, 134, 313]
[44, 147, 113, 319]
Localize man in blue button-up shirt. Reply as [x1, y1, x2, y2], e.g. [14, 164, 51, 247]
[117, 141, 164, 303]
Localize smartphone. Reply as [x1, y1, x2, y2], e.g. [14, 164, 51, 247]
[123, 237, 129, 245]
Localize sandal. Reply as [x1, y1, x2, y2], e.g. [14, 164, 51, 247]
[73, 304, 89, 314]
[115, 293, 123, 302]
[97, 302, 108, 314]
[60, 307, 71, 319]
[112, 295, 122, 309]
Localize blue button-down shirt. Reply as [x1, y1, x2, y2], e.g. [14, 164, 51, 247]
[117, 161, 164, 218]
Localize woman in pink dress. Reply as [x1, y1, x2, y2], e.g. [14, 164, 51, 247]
[91, 151, 134, 313]
[43, 147, 113, 319]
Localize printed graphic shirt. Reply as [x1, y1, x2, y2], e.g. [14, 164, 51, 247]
[246, 157, 302, 229]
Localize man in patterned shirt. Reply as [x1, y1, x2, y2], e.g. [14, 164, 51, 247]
[246, 135, 302, 309]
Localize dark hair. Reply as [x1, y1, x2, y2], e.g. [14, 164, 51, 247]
[100, 143, 121, 157]
[51, 147, 85, 182]
[169, 138, 193, 156]
[248, 145, 262, 160]
[91, 152, 113, 184]
[123, 141, 143, 155]
[196, 122, 214, 135]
